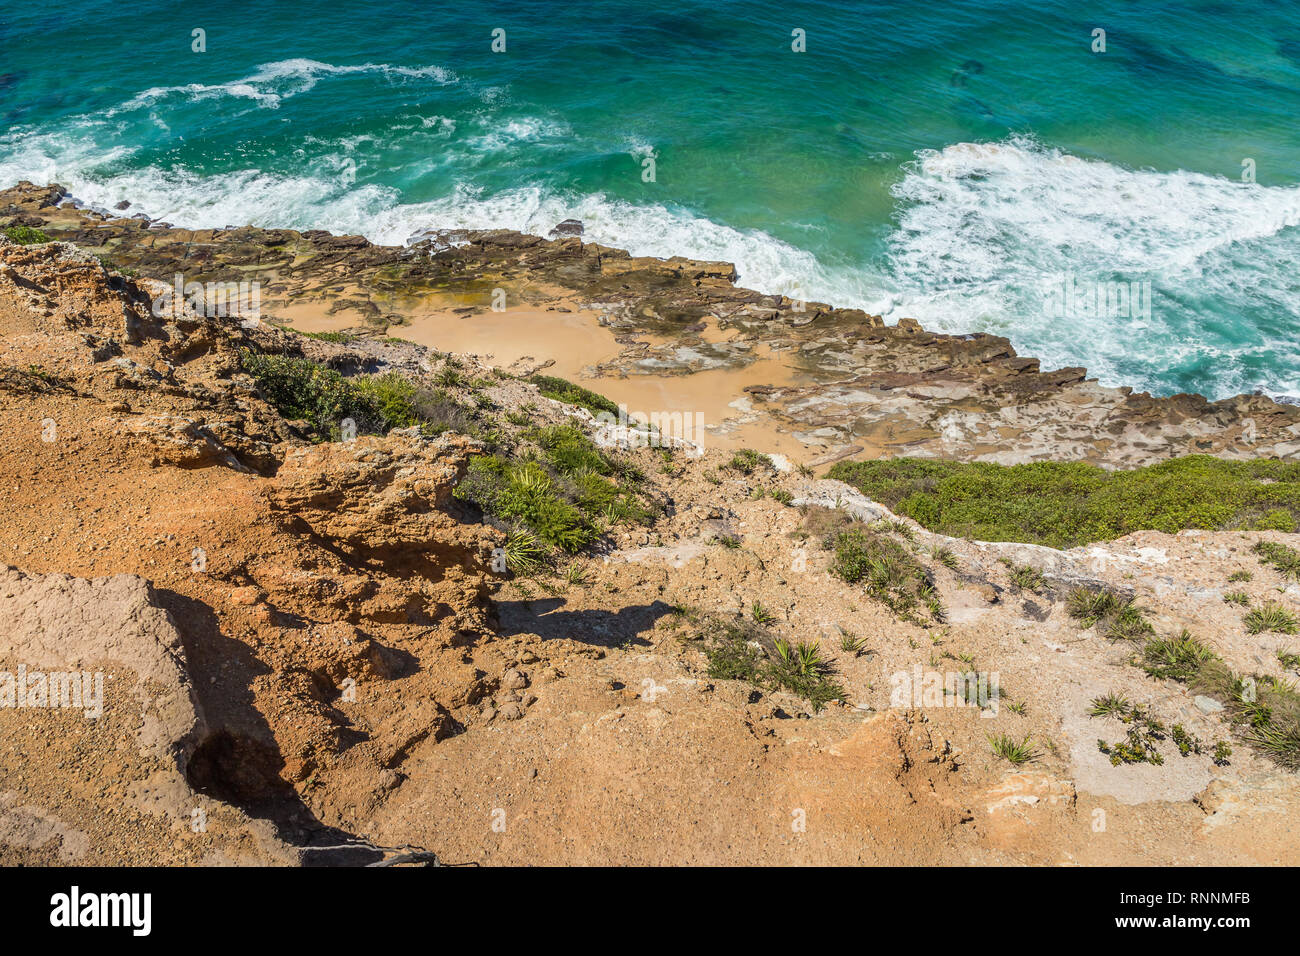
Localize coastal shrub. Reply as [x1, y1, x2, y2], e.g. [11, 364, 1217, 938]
[454, 422, 650, 553]
[988, 733, 1038, 765]
[829, 528, 943, 622]
[1254, 540, 1300, 581]
[528, 374, 619, 417]
[240, 350, 474, 440]
[1135, 629, 1300, 771]
[702, 617, 845, 712]
[289, 328, 354, 344]
[3, 225, 51, 244]
[1066, 586, 1154, 640]
[827, 455, 1300, 548]
[725, 448, 772, 475]
[240, 351, 380, 437]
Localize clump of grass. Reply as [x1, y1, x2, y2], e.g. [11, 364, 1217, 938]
[1254, 540, 1300, 581]
[1007, 563, 1046, 592]
[771, 488, 793, 505]
[502, 528, 546, 575]
[702, 618, 845, 712]
[1134, 630, 1300, 771]
[1066, 587, 1154, 641]
[454, 423, 651, 553]
[725, 448, 773, 476]
[930, 545, 959, 571]
[1223, 590, 1251, 607]
[989, 733, 1038, 765]
[839, 633, 870, 656]
[1229, 570, 1253, 583]
[1141, 631, 1216, 681]
[1244, 602, 1299, 636]
[1088, 691, 1132, 720]
[3, 224, 51, 244]
[527, 374, 619, 417]
[289, 328, 354, 344]
[830, 528, 941, 622]
[1278, 649, 1300, 672]
[751, 601, 777, 625]
[828, 455, 1300, 549]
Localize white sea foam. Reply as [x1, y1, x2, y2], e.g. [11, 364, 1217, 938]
[102, 58, 458, 116]
[882, 137, 1300, 396]
[4, 114, 1300, 398]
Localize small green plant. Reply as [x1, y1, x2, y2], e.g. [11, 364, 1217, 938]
[839, 633, 870, 657]
[1141, 631, 1216, 681]
[1278, 649, 1300, 672]
[3, 225, 51, 244]
[1098, 728, 1165, 766]
[771, 488, 793, 505]
[1066, 587, 1153, 640]
[1245, 602, 1299, 635]
[1254, 540, 1300, 581]
[751, 601, 777, 625]
[1223, 590, 1251, 606]
[989, 734, 1037, 765]
[1213, 741, 1233, 765]
[563, 563, 588, 587]
[1008, 564, 1046, 592]
[1170, 724, 1204, 757]
[704, 619, 844, 712]
[500, 529, 546, 574]
[1006, 700, 1027, 716]
[1229, 570, 1253, 583]
[434, 365, 464, 388]
[930, 546, 959, 570]
[725, 448, 772, 475]
[1088, 691, 1132, 720]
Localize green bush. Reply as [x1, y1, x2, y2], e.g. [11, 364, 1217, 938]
[703, 617, 845, 712]
[454, 423, 650, 553]
[830, 528, 941, 622]
[3, 225, 51, 244]
[828, 455, 1300, 548]
[240, 351, 471, 440]
[528, 374, 619, 417]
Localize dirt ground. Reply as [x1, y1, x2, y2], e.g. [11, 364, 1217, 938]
[2, 234, 1298, 866]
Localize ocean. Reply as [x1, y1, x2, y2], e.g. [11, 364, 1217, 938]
[3, 0, 1300, 400]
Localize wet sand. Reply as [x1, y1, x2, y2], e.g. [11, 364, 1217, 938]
[282, 300, 815, 461]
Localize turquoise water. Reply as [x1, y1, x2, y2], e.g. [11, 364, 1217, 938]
[3, 0, 1300, 399]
